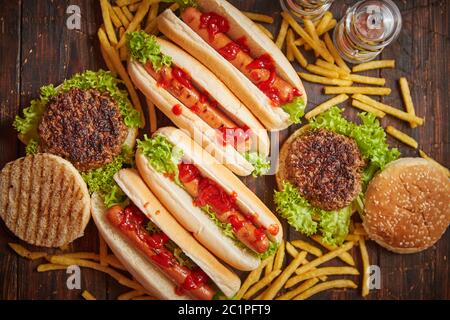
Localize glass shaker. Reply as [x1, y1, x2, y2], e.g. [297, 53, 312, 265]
[279, 0, 335, 23]
[333, 0, 402, 63]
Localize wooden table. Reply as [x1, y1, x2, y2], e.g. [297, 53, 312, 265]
[0, 0, 448, 300]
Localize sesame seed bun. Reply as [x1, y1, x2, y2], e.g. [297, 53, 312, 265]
[363, 158, 450, 254]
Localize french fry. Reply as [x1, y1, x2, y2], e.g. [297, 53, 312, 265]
[316, 11, 333, 35]
[99, 234, 108, 267]
[386, 126, 418, 149]
[291, 240, 323, 257]
[98, 27, 145, 127]
[275, 18, 289, 49]
[117, 0, 153, 49]
[8, 243, 47, 260]
[273, 239, 285, 271]
[146, 99, 158, 133]
[128, 2, 142, 12]
[294, 279, 357, 300]
[288, 37, 308, 68]
[117, 0, 141, 6]
[299, 73, 352, 86]
[285, 243, 327, 282]
[352, 99, 386, 118]
[118, 27, 128, 61]
[302, 18, 337, 49]
[105, 255, 127, 271]
[276, 278, 319, 300]
[234, 258, 270, 300]
[281, 11, 334, 63]
[353, 223, 368, 236]
[286, 29, 295, 61]
[419, 150, 450, 177]
[57, 252, 99, 260]
[352, 94, 424, 125]
[82, 290, 96, 300]
[113, 6, 130, 28]
[345, 234, 360, 242]
[399, 77, 417, 128]
[242, 11, 274, 24]
[310, 235, 355, 266]
[118, 290, 146, 300]
[306, 64, 339, 79]
[315, 58, 349, 77]
[37, 264, 67, 272]
[49, 255, 146, 291]
[352, 59, 395, 72]
[257, 23, 274, 40]
[109, 5, 123, 28]
[122, 6, 134, 21]
[295, 242, 355, 275]
[305, 94, 349, 119]
[285, 266, 359, 289]
[261, 251, 307, 300]
[146, 2, 159, 29]
[144, 3, 178, 34]
[323, 32, 351, 73]
[243, 270, 281, 300]
[264, 254, 275, 277]
[324, 86, 391, 96]
[286, 43, 294, 61]
[342, 74, 386, 86]
[359, 237, 370, 297]
[304, 18, 328, 58]
[100, 0, 118, 45]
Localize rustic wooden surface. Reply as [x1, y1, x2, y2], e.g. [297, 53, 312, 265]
[0, 0, 448, 300]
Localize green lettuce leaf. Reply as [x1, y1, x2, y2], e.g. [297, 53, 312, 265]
[243, 152, 271, 177]
[127, 31, 172, 71]
[25, 139, 39, 155]
[281, 96, 306, 124]
[82, 145, 134, 208]
[137, 134, 183, 185]
[258, 240, 278, 260]
[13, 70, 141, 147]
[318, 206, 352, 246]
[274, 181, 318, 236]
[309, 106, 400, 171]
[161, 0, 197, 9]
[201, 205, 236, 241]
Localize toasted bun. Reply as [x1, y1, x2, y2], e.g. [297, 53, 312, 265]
[157, 6, 307, 131]
[136, 127, 283, 269]
[114, 168, 241, 297]
[363, 158, 450, 254]
[275, 125, 311, 190]
[129, 60, 253, 176]
[91, 192, 191, 300]
[0, 154, 90, 247]
[124, 127, 138, 149]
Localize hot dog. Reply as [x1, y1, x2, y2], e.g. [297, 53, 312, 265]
[127, 31, 270, 176]
[91, 169, 241, 299]
[157, 0, 308, 130]
[136, 127, 283, 271]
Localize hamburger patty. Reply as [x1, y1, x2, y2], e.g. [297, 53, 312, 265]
[38, 88, 128, 171]
[286, 129, 365, 211]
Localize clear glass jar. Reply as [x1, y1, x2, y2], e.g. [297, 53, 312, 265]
[279, 0, 335, 23]
[333, 0, 402, 63]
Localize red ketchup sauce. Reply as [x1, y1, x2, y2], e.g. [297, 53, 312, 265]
[171, 66, 193, 89]
[218, 36, 250, 61]
[107, 205, 211, 296]
[217, 126, 250, 148]
[172, 104, 182, 116]
[200, 12, 230, 40]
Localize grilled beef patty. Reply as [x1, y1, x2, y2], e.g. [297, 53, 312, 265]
[38, 88, 127, 171]
[286, 129, 365, 211]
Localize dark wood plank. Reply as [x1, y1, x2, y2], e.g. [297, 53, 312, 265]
[0, 0, 22, 301]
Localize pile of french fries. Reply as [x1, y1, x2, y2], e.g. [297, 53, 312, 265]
[8, 239, 155, 300]
[274, 10, 448, 177]
[235, 222, 371, 300]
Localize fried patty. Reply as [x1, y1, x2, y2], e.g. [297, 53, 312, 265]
[286, 129, 365, 211]
[38, 88, 128, 171]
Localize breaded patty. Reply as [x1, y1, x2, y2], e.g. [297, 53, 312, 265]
[38, 88, 127, 171]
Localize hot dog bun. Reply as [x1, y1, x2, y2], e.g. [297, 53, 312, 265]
[157, 1, 307, 131]
[92, 169, 241, 298]
[128, 37, 270, 177]
[136, 127, 283, 271]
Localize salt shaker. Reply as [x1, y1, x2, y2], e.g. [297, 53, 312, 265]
[333, 0, 402, 63]
[279, 0, 335, 23]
